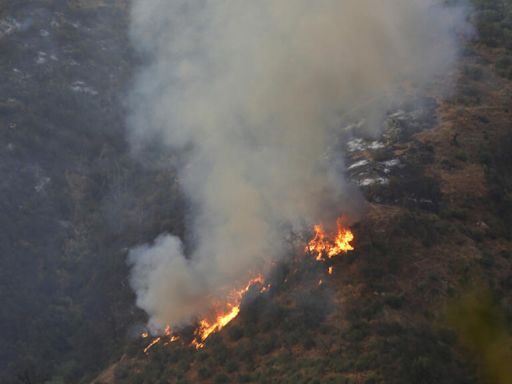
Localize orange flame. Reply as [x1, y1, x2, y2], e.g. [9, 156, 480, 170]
[142, 217, 353, 353]
[192, 276, 265, 349]
[305, 217, 354, 261]
[143, 326, 180, 353]
[141, 276, 267, 352]
[143, 337, 161, 354]
[192, 306, 240, 349]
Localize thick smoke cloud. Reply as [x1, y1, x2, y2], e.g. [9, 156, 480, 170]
[127, 0, 468, 332]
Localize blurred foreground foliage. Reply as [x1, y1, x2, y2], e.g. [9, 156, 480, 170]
[443, 286, 512, 384]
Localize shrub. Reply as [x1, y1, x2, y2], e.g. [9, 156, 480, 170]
[463, 65, 483, 81]
[113, 363, 130, 382]
[496, 56, 512, 79]
[225, 360, 239, 373]
[364, 374, 380, 384]
[214, 373, 231, 384]
[228, 325, 244, 341]
[258, 338, 276, 355]
[376, 322, 404, 337]
[384, 295, 405, 309]
[343, 326, 369, 343]
[198, 366, 211, 379]
[455, 150, 469, 162]
[301, 337, 316, 350]
[212, 343, 230, 365]
[129, 374, 144, 384]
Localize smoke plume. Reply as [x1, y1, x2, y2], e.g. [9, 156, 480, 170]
[127, 0, 468, 332]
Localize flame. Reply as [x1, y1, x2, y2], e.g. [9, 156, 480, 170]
[305, 217, 354, 261]
[164, 335, 180, 346]
[143, 325, 181, 353]
[141, 276, 267, 352]
[192, 306, 241, 349]
[142, 216, 353, 353]
[143, 337, 161, 354]
[192, 276, 265, 349]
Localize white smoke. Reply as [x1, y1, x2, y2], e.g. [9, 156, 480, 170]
[127, 0, 469, 331]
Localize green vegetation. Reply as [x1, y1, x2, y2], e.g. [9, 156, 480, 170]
[473, 0, 512, 79]
[0, 1, 169, 383]
[474, 0, 512, 49]
[1, 0, 511, 383]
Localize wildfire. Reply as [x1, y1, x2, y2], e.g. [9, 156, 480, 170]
[141, 276, 268, 352]
[142, 325, 180, 354]
[192, 275, 266, 349]
[164, 335, 180, 346]
[305, 217, 354, 261]
[142, 217, 353, 354]
[192, 306, 240, 349]
[143, 337, 161, 354]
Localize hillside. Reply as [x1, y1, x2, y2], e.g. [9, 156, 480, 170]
[99, 24, 512, 382]
[1, 1, 511, 384]
[0, 1, 182, 382]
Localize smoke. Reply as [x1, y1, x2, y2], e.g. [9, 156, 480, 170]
[127, 0, 469, 332]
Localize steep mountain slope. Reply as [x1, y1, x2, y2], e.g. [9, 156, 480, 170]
[0, 1, 182, 382]
[95, 2, 512, 384]
[99, 55, 512, 382]
[0, 1, 511, 384]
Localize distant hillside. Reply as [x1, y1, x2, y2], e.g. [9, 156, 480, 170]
[0, 1, 511, 384]
[0, 1, 183, 382]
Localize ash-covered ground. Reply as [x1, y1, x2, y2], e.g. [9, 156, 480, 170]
[344, 97, 441, 211]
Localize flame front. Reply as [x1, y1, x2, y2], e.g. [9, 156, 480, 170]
[142, 218, 353, 353]
[192, 276, 266, 349]
[306, 217, 354, 261]
[142, 276, 268, 352]
[143, 337, 161, 354]
[192, 306, 241, 349]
